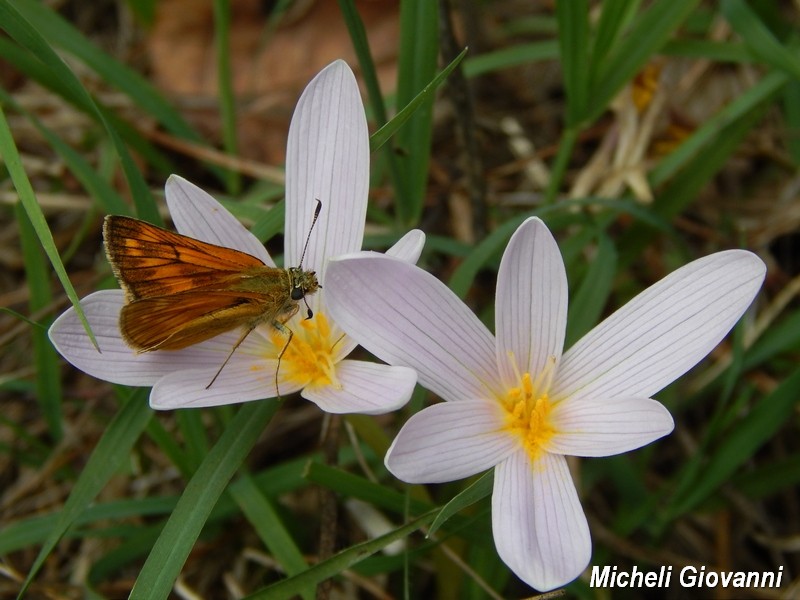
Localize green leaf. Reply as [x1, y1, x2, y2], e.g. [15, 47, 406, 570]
[428, 471, 493, 537]
[556, 0, 590, 125]
[129, 401, 278, 600]
[0, 0, 159, 223]
[0, 104, 97, 351]
[392, 0, 439, 225]
[590, 0, 700, 122]
[664, 368, 800, 519]
[370, 47, 467, 155]
[14, 203, 62, 439]
[462, 41, 559, 78]
[243, 510, 438, 599]
[230, 475, 314, 600]
[17, 390, 152, 597]
[565, 232, 618, 348]
[722, 0, 800, 80]
[213, 0, 241, 194]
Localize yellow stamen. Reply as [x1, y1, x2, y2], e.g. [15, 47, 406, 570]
[502, 354, 558, 461]
[267, 312, 342, 389]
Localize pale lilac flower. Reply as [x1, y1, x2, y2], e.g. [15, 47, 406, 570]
[324, 217, 765, 590]
[49, 60, 421, 414]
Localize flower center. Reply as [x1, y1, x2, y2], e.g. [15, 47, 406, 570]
[269, 311, 342, 389]
[502, 355, 557, 461]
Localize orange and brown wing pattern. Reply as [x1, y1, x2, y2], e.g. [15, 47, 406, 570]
[120, 290, 273, 351]
[103, 215, 268, 300]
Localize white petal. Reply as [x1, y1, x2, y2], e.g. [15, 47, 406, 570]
[553, 250, 766, 402]
[164, 175, 273, 265]
[386, 229, 426, 264]
[547, 397, 674, 457]
[385, 400, 518, 483]
[285, 60, 369, 274]
[149, 353, 303, 409]
[492, 451, 591, 591]
[48, 291, 233, 386]
[496, 218, 568, 386]
[326, 255, 503, 402]
[302, 360, 416, 415]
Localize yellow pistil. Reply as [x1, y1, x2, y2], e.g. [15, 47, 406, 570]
[268, 312, 342, 389]
[502, 354, 558, 461]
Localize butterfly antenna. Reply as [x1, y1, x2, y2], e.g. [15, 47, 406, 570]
[298, 199, 322, 268]
[206, 326, 255, 389]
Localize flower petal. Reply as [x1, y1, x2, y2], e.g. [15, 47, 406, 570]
[302, 360, 416, 415]
[48, 290, 233, 386]
[285, 60, 369, 274]
[547, 397, 674, 457]
[552, 250, 765, 402]
[492, 450, 591, 591]
[326, 254, 503, 402]
[496, 218, 568, 386]
[149, 352, 303, 409]
[385, 400, 518, 483]
[386, 229, 426, 264]
[164, 175, 273, 265]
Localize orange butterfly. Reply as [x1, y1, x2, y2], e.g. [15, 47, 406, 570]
[103, 206, 320, 390]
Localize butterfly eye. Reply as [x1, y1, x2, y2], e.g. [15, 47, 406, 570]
[291, 287, 304, 301]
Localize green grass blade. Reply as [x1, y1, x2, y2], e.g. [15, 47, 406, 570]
[0, 104, 98, 351]
[0, 87, 129, 215]
[337, 0, 389, 125]
[213, 0, 241, 194]
[370, 48, 467, 156]
[0, 0, 159, 223]
[565, 231, 618, 348]
[428, 471, 493, 537]
[175, 410, 210, 472]
[338, 0, 406, 226]
[14, 203, 62, 440]
[722, 0, 800, 80]
[555, 0, 590, 125]
[12, 0, 214, 157]
[590, 0, 700, 123]
[229, 474, 314, 600]
[17, 390, 152, 597]
[462, 41, 559, 78]
[664, 367, 800, 520]
[393, 0, 439, 226]
[590, 0, 640, 73]
[0, 35, 175, 179]
[129, 401, 278, 600]
[244, 510, 438, 600]
[783, 80, 800, 165]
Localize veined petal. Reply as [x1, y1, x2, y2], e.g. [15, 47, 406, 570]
[149, 353, 303, 409]
[164, 175, 273, 265]
[386, 229, 426, 264]
[326, 254, 503, 402]
[48, 290, 234, 386]
[285, 60, 369, 275]
[302, 360, 416, 415]
[385, 400, 517, 483]
[496, 218, 568, 386]
[492, 450, 591, 591]
[552, 250, 765, 402]
[547, 397, 674, 457]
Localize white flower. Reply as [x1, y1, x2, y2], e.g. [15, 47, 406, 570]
[324, 217, 765, 590]
[49, 60, 421, 414]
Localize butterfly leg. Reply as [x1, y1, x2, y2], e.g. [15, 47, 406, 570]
[273, 321, 294, 401]
[205, 325, 256, 389]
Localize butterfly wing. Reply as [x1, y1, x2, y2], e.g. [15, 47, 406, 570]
[119, 290, 285, 351]
[104, 215, 271, 300]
